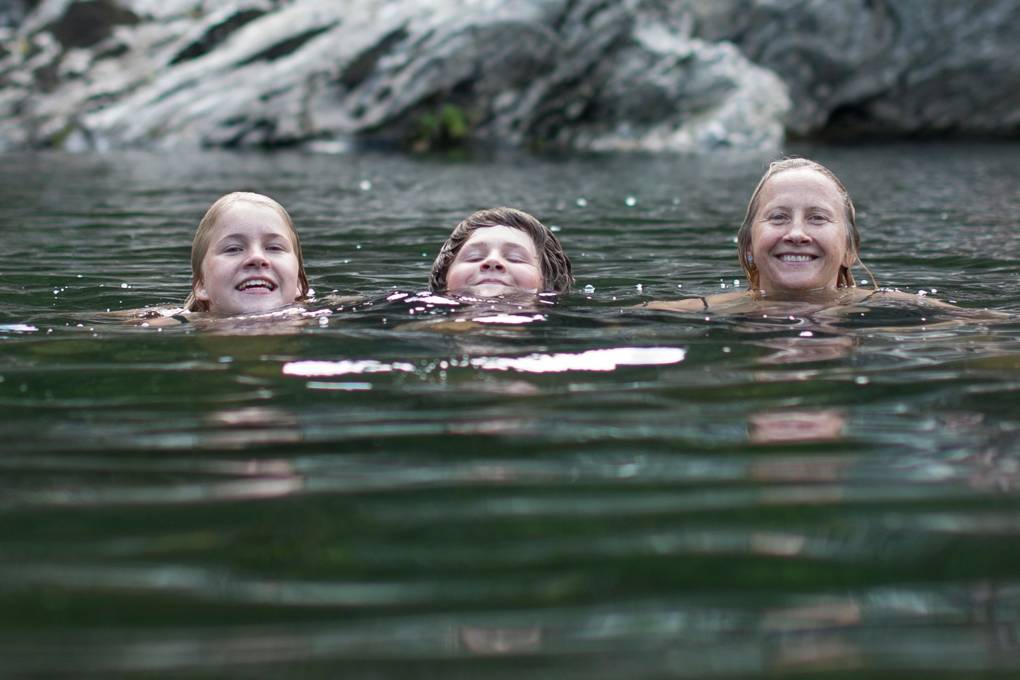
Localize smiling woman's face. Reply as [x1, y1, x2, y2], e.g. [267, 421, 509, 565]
[750, 168, 853, 293]
[444, 225, 543, 297]
[195, 201, 301, 315]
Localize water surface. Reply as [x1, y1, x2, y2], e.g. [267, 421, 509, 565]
[1, 143, 1019, 678]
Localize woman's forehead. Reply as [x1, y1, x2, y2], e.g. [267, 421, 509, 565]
[761, 168, 843, 205]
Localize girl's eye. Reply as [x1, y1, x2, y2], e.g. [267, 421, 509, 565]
[267, 244, 287, 253]
[767, 213, 788, 223]
[223, 245, 243, 254]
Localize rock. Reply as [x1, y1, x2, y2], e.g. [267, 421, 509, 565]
[681, 0, 1020, 137]
[0, 0, 789, 152]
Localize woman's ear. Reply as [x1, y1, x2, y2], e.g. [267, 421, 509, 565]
[194, 281, 209, 302]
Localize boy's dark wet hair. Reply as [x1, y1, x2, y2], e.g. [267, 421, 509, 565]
[429, 207, 573, 294]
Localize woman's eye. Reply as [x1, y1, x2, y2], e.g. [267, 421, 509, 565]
[808, 214, 830, 224]
[767, 213, 788, 223]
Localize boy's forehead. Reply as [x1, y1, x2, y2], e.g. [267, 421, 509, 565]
[464, 224, 537, 250]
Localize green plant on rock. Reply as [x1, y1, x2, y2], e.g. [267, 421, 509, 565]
[408, 104, 471, 152]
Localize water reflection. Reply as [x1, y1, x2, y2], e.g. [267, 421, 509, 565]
[748, 409, 847, 445]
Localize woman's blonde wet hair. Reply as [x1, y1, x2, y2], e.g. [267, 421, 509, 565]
[736, 157, 877, 291]
[429, 207, 574, 294]
[184, 192, 309, 312]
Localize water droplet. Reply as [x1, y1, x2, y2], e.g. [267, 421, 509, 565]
[854, 376, 869, 385]
[635, 284, 643, 292]
[860, 279, 869, 285]
[722, 347, 731, 353]
[583, 284, 595, 294]
[120, 282, 129, 289]
[799, 331, 813, 337]
[355, 244, 362, 250]
[733, 279, 740, 286]
[550, 225, 561, 232]
[359, 180, 372, 191]
[676, 283, 683, 288]
[624, 196, 637, 207]
[576, 197, 588, 207]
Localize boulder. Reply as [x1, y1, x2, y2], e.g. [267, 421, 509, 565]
[681, 0, 1020, 137]
[0, 0, 789, 152]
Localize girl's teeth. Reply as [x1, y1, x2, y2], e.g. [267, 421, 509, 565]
[780, 255, 813, 262]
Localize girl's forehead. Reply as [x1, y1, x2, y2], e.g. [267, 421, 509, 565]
[213, 201, 293, 236]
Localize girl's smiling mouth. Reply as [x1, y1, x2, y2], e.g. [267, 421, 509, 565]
[236, 278, 277, 292]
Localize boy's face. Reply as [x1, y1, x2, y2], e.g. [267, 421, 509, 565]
[195, 202, 302, 315]
[445, 225, 543, 297]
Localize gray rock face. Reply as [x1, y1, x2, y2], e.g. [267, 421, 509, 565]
[0, 0, 788, 152]
[681, 0, 1020, 137]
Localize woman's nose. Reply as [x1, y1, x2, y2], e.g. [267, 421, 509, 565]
[784, 219, 811, 243]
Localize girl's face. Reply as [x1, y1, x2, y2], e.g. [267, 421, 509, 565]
[195, 202, 301, 315]
[750, 168, 853, 293]
[445, 225, 543, 296]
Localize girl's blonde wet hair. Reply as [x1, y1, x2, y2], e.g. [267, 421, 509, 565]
[736, 157, 877, 291]
[429, 207, 573, 294]
[184, 192, 310, 312]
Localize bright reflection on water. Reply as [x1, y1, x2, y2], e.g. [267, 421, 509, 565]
[0, 144, 1019, 677]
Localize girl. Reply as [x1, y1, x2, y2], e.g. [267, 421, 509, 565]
[185, 191, 309, 316]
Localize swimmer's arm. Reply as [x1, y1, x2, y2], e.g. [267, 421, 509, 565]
[639, 291, 747, 312]
[316, 292, 366, 308]
[873, 289, 1012, 318]
[871, 288, 962, 310]
[95, 307, 189, 326]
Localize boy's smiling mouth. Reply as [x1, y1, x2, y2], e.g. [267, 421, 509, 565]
[236, 277, 277, 292]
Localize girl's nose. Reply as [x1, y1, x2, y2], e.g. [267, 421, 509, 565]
[244, 248, 270, 267]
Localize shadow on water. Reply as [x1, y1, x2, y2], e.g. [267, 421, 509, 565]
[0, 143, 1019, 677]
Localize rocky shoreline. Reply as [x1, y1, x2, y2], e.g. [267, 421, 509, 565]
[1, 0, 1017, 153]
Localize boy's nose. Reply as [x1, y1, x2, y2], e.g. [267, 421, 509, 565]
[480, 257, 506, 272]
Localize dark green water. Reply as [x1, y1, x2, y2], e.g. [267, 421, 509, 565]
[1, 144, 1019, 678]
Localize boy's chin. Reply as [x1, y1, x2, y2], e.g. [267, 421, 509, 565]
[454, 283, 536, 299]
